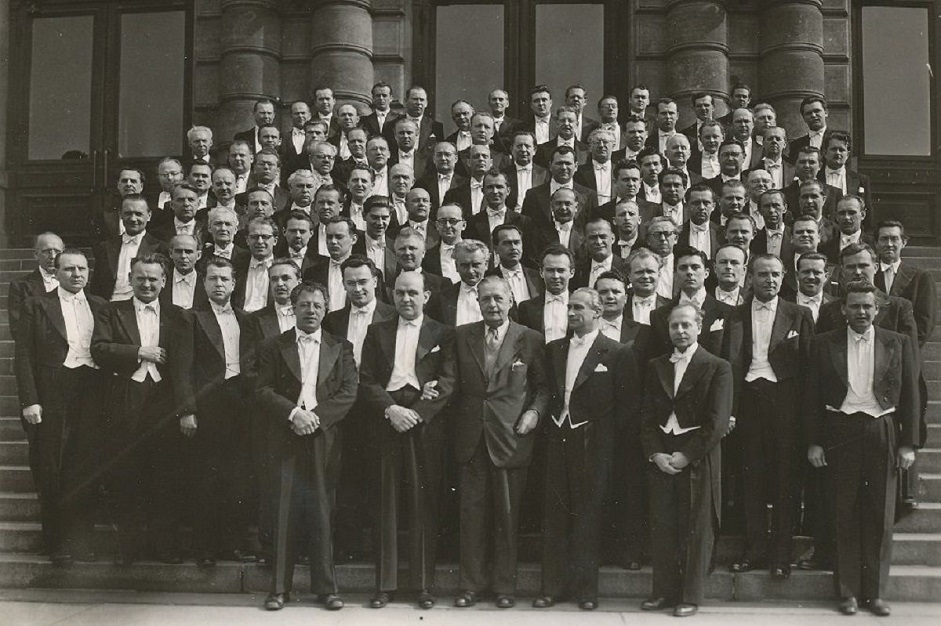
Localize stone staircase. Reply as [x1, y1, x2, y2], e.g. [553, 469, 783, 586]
[0, 246, 940, 602]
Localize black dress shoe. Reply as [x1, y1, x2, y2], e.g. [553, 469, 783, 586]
[318, 593, 344, 610]
[454, 591, 478, 607]
[865, 598, 891, 616]
[265, 592, 287, 611]
[370, 591, 392, 608]
[417, 590, 435, 609]
[730, 559, 764, 573]
[579, 600, 598, 610]
[674, 603, 698, 617]
[770, 566, 790, 580]
[495, 594, 515, 609]
[532, 596, 555, 608]
[641, 597, 673, 611]
[838, 596, 858, 615]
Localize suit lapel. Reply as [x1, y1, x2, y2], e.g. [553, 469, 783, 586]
[379, 318, 397, 365]
[769, 301, 792, 351]
[281, 331, 303, 383]
[830, 331, 849, 389]
[655, 356, 675, 399]
[676, 349, 708, 398]
[573, 335, 606, 392]
[892, 263, 915, 297]
[417, 318, 437, 362]
[491, 323, 522, 379]
[552, 341, 568, 397]
[41, 293, 68, 341]
[198, 310, 225, 359]
[873, 328, 892, 386]
[117, 302, 142, 345]
[318, 332, 340, 385]
[466, 323, 487, 378]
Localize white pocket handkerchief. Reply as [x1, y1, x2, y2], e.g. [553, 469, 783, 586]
[594, 364, 609, 373]
[710, 319, 724, 332]
[787, 330, 799, 339]
[429, 345, 440, 353]
[512, 360, 525, 370]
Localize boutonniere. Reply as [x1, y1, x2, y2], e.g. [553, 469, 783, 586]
[512, 359, 526, 371]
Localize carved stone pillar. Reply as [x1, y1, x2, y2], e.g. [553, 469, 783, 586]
[759, 0, 825, 135]
[217, 0, 282, 141]
[310, 0, 374, 108]
[665, 0, 729, 123]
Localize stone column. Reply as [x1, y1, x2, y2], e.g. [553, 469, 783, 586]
[217, 0, 282, 142]
[759, 0, 825, 136]
[310, 0, 374, 109]
[665, 0, 729, 123]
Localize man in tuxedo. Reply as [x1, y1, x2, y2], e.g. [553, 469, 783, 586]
[154, 158, 185, 217]
[730, 108, 761, 170]
[705, 139, 747, 203]
[610, 201, 644, 260]
[752, 189, 793, 260]
[210, 167, 238, 213]
[95, 168, 145, 240]
[725, 212, 757, 257]
[637, 146, 664, 204]
[342, 165, 373, 231]
[304, 217, 358, 313]
[274, 211, 320, 275]
[307, 184, 345, 258]
[780, 216, 823, 298]
[640, 303, 732, 617]
[188, 162, 214, 211]
[650, 247, 733, 357]
[183, 126, 214, 171]
[723, 255, 815, 578]
[200, 206, 249, 271]
[330, 104, 360, 160]
[235, 216, 278, 313]
[443, 144, 491, 217]
[258, 282, 357, 612]
[586, 95, 625, 151]
[455, 112, 509, 176]
[647, 98, 679, 155]
[273, 170, 317, 229]
[362, 81, 398, 137]
[522, 145, 598, 237]
[572, 218, 624, 289]
[665, 135, 701, 187]
[228, 141, 254, 195]
[151, 181, 204, 243]
[645, 217, 678, 300]
[245, 149, 290, 213]
[713, 243, 748, 307]
[657, 168, 688, 230]
[9, 232, 63, 339]
[427, 239, 488, 327]
[534, 288, 636, 610]
[416, 141, 464, 214]
[564, 84, 598, 142]
[361, 271, 455, 610]
[450, 276, 550, 609]
[311, 86, 339, 140]
[797, 179, 840, 246]
[525, 187, 585, 267]
[488, 224, 542, 304]
[874, 220, 936, 507]
[383, 85, 443, 154]
[759, 127, 794, 190]
[627, 84, 651, 121]
[526, 85, 555, 145]
[715, 179, 749, 229]
[613, 115, 649, 164]
[534, 107, 588, 167]
[718, 83, 752, 127]
[466, 170, 526, 252]
[785, 146, 840, 221]
[743, 169, 773, 231]
[161, 234, 208, 310]
[805, 281, 917, 616]
[385, 227, 448, 300]
[680, 92, 715, 147]
[333, 128, 369, 186]
[15, 249, 105, 563]
[403, 187, 439, 248]
[388, 163, 417, 229]
[302, 141, 341, 194]
[688, 120, 725, 181]
[446, 99, 474, 152]
[787, 95, 829, 161]
[258, 124, 282, 153]
[595, 160, 658, 228]
[282, 101, 312, 175]
[820, 131, 872, 219]
[353, 196, 396, 281]
[783, 251, 833, 321]
[423, 202, 465, 283]
[489, 89, 523, 146]
[234, 98, 277, 153]
[574, 128, 616, 205]
[517, 244, 574, 342]
[389, 118, 431, 180]
[679, 184, 721, 259]
[502, 131, 547, 211]
[90, 196, 168, 301]
[821, 194, 874, 265]
[91, 253, 194, 564]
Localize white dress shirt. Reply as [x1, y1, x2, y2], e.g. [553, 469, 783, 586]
[372, 167, 389, 198]
[809, 128, 827, 149]
[657, 253, 674, 300]
[701, 152, 721, 179]
[212, 301, 241, 379]
[745, 297, 779, 382]
[172, 268, 198, 309]
[748, 201, 766, 231]
[234, 173, 249, 194]
[515, 164, 533, 209]
[880, 260, 901, 294]
[688, 221, 712, 257]
[295, 328, 321, 414]
[469, 179, 484, 215]
[348, 299, 376, 367]
[825, 167, 847, 194]
[244, 256, 273, 313]
[643, 182, 661, 204]
[131, 298, 161, 383]
[555, 220, 574, 248]
[437, 173, 453, 205]
[544, 292, 569, 342]
[534, 116, 551, 144]
[387, 315, 423, 391]
[796, 291, 823, 322]
[364, 235, 386, 274]
[589, 256, 613, 288]
[839, 326, 893, 417]
[327, 257, 348, 312]
[715, 286, 742, 307]
[348, 203, 366, 232]
[157, 191, 172, 211]
[277, 303, 296, 333]
[174, 218, 196, 236]
[678, 287, 707, 310]
[454, 130, 472, 152]
[213, 243, 234, 259]
[58, 287, 96, 369]
[39, 268, 59, 291]
[113, 232, 143, 301]
[763, 158, 785, 189]
[600, 315, 623, 342]
[592, 160, 612, 204]
[397, 149, 415, 172]
[661, 342, 701, 435]
[632, 294, 658, 325]
[500, 265, 531, 304]
[439, 243, 459, 283]
[456, 282, 483, 326]
[557, 329, 600, 428]
[486, 206, 506, 239]
[839, 231, 861, 251]
[291, 128, 306, 154]
[658, 130, 676, 155]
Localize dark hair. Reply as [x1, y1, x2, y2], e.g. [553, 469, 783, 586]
[314, 183, 342, 201]
[269, 258, 301, 278]
[54, 247, 87, 269]
[254, 146, 282, 166]
[691, 92, 713, 106]
[530, 84, 551, 98]
[130, 253, 169, 276]
[340, 254, 377, 277]
[205, 256, 235, 273]
[686, 182, 717, 203]
[839, 242, 877, 265]
[673, 245, 708, 269]
[613, 159, 641, 178]
[253, 98, 276, 112]
[799, 95, 828, 115]
[549, 144, 577, 163]
[593, 269, 627, 288]
[874, 219, 907, 241]
[824, 130, 852, 153]
[492, 223, 522, 246]
[284, 210, 314, 227]
[748, 253, 784, 275]
[290, 281, 328, 305]
[842, 279, 878, 304]
[325, 216, 357, 236]
[364, 195, 392, 213]
[658, 167, 688, 187]
[541, 242, 574, 266]
[796, 251, 828, 271]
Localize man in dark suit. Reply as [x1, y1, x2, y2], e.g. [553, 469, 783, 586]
[94, 168, 145, 240]
[594, 160, 659, 229]
[625, 248, 671, 326]
[444, 99, 474, 151]
[181, 126, 216, 172]
[422, 202, 465, 283]
[518, 244, 574, 342]
[465, 171, 528, 253]
[563, 84, 599, 142]
[785, 146, 840, 222]
[387, 117, 432, 180]
[729, 108, 763, 171]
[758, 127, 795, 190]
[524, 187, 586, 268]
[235, 217, 278, 313]
[522, 145, 598, 238]
[199, 206, 250, 272]
[241, 148, 291, 213]
[384, 227, 449, 301]
[310, 86, 341, 141]
[443, 144, 492, 218]
[678, 184, 722, 259]
[362, 81, 400, 138]
[415, 141, 466, 215]
[533, 288, 636, 611]
[781, 251, 833, 322]
[89, 195, 168, 301]
[187, 258, 255, 566]
[257, 282, 358, 612]
[489, 89, 524, 147]
[282, 101, 312, 176]
[751, 189, 794, 260]
[382, 85, 443, 154]
[717, 83, 752, 127]
[161, 234, 209, 310]
[487, 224, 543, 303]
[665, 135, 703, 187]
[804, 281, 918, 617]
[650, 247, 733, 357]
[9, 232, 63, 339]
[818, 131, 872, 222]
[640, 303, 732, 617]
[787, 95, 829, 164]
[704, 140, 747, 205]
[573, 128, 617, 205]
[91, 253, 194, 564]
[645, 98, 679, 155]
[679, 92, 715, 147]
[449, 276, 550, 610]
[722, 255, 815, 578]
[401, 187, 439, 249]
[820, 195, 874, 265]
[687, 120, 725, 181]
[534, 107, 589, 168]
[524, 84, 557, 145]
[273, 211, 321, 276]
[351, 196, 397, 283]
[571, 218, 626, 289]
[234, 98, 277, 153]
[150, 181, 206, 244]
[427, 240, 488, 327]
[14, 249, 105, 563]
[360, 271, 456, 610]
[455, 112, 510, 177]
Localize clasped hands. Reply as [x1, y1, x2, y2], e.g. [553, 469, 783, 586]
[138, 346, 167, 364]
[651, 451, 690, 475]
[290, 409, 320, 436]
[386, 405, 422, 432]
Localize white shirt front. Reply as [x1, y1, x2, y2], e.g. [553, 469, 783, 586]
[661, 342, 702, 435]
[365, 235, 386, 274]
[39, 268, 59, 292]
[213, 243, 234, 259]
[439, 243, 459, 283]
[593, 160, 612, 204]
[437, 173, 453, 206]
[600, 315, 623, 342]
[643, 182, 661, 204]
[657, 254, 674, 300]
[348, 299, 376, 367]
[679, 287, 707, 310]
[327, 257, 348, 312]
[557, 329, 599, 429]
[372, 167, 389, 197]
[501, 265, 531, 304]
[658, 130, 676, 155]
[589, 256, 613, 288]
[839, 326, 893, 417]
[131, 298, 161, 383]
[544, 292, 569, 343]
[157, 191, 172, 210]
[765, 227, 785, 257]
[172, 269, 198, 309]
[277, 303, 296, 333]
[715, 286, 742, 307]
[348, 203, 366, 232]
[632, 294, 658, 325]
[701, 153, 721, 179]
[555, 220, 573, 248]
[763, 158, 785, 189]
[244, 256, 273, 313]
[113, 232, 143, 301]
[534, 116, 551, 144]
[58, 287, 96, 369]
[211, 301, 241, 379]
[292, 128, 306, 154]
[397, 149, 415, 171]
[469, 179, 484, 215]
[840, 231, 861, 251]
[456, 282, 483, 326]
[746, 297, 779, 382]
[296, 328, 322, 412]
[809, 128, 826, 149]
[825, 167, 847, 194]
[387, 316, 422, 391]
[797, 291, 822, 322]
[515, 164, 533, 209]
[880, 260, 901, 294]
[487, 207, 506, 239]
[688, 221, 712, 258]
[455, 130, 472, 152]
[174, 218, 196, 236]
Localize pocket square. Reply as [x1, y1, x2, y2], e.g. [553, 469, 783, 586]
[429, 345, 440, 353]
[787, 330, 799, 339]
[512, 360, 525, 370]
[710, 319, 724, 332]
[594, 364, 609, 373]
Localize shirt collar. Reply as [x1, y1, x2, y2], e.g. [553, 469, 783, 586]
[880, 260, 901, 273]
[679, 288, 706, 308]
[133, 297, 159, 314]
[848, 325, 874, 343]
[546, 291, 568, 304]
[752, 296, 778, 312]
[211, 301, 234, 315]
[398, 314, 423, 328]
[570, 328, 599, 348]
[352, 299, 377, 316]
[296, 327, 323, 344]
[57, 286, 85, 303]
[486, 319, 510, 342]
[175, 269, 197, 284]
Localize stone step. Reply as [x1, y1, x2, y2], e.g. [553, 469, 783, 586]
[0, 441, 28, 466]
[0, 395, 20, 416]
[0, 418, 25, 442]
[893, 533, 941, 566]
[0, 341, 14, 358]
[0, 357, 12, 375]
[0, 493, 38, 522]
[0, 466, 34, 492]
[928, 402, 941, 424]
[924, 360, 941, 381]
[920, 449, 941, 473]
[927, 424, 941, 448]
[896, 503, 941, 533]
[0, 250, 38, 260]
[920, 473, 941, 501]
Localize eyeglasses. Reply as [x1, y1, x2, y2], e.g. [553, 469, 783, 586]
[437, 218, 464, 226]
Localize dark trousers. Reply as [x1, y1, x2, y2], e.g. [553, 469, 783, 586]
[606, 422, 648, 564]
[334, 399, 379, 560]
[33, 366, 102, 555]
[459, 437, 527, 595]
[376, 386, 446, 592]
[827, 412, 898, 600]
[740, 378, 800, 566]
[108, 377, 183, 558]
[271, 428, 339, 596]
[648, 431, 717, 606]
[541, 421, 610, 601]
[189, 377, 253, 557]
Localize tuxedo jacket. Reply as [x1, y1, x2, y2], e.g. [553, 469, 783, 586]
[786, 134, 818, 164]
[15, 289, 107, 408]
[255, 328, 358, 435]
[149, 216, 208, 246]
[158, 270, 210, 310]
[362, 111, 401, 139]
[465, 207, 530, 251]
[388, 148, 433, 181]
[571, 255, 628, 290]
[640, 346, 732, 511]
[421, 244, 454, 279]
[197, 243, 250, 274]
[875, 262, 937, 347]
[517, 293, 571, 336]
[534, 139, 589, 168]
[678, 221, 722, 258]
[783, 180, 840, 221]
[520, 181, 598, 234]
[750, 225, 795, 261]
[523, 220, 586, 268]
[624, 293, 671, 322]
[235, 186, 290, 214]
[443, 182, 484, 216]
[240, 303, 290, 392]
[382, 115, 444, 154]
[91, 299, 196, 422]
[815, 168, 872, 218]
[359, 316, 456, 423]
[415, 170, 468, 214]
[8, 269, 49, 339]
[650, 294, 733, 358]
[819, 231, 874, 266]
[816, 295, 920, 359]
[523, 116, 561, 142]
[350, 235, 398, 282]
[720, 297, 815, 415]
[191, 305, 249, 402]
[426, 280, 472, 327]
[804, 326, 918, 448]
[89, 233, 169, 300]
[485, 265, 544, 302]
[501, 161, 549, 210]
[451, 321, 551, 468]
[573, 160, 615, 196]
[546, 333, 637, 430]
[321, 300, 397, 340]
[757, 158, 796, 190]
[230, 251, 257, 310]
